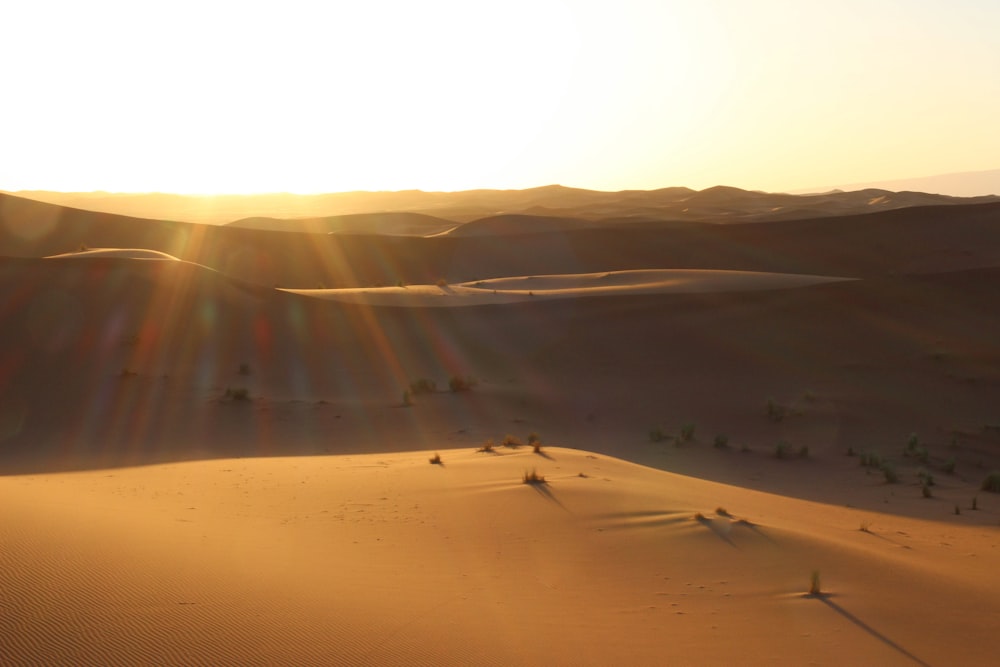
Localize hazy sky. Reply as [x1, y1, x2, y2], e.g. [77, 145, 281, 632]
[3, 0, 998, 194]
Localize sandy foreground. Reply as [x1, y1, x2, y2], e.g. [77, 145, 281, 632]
[3, 446, 998, 666]
[281, 269, 853, 307]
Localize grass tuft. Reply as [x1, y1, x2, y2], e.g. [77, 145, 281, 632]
[429, 453, 442, 465]
[982, 471, 1000, 493]
[477, 440, 495, 453]
[713, 434, 729, 449]
[449, 375, 477, 392]
[522, 469, 546, 484]
[809, 570, 821, 596]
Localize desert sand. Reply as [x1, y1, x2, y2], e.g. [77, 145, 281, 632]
[2, 190, 1000, 664]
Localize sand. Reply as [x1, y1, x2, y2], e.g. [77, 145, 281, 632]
[3, 194, 1000, 664]
[3, 447, 998, 665]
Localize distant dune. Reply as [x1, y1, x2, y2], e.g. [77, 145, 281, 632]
[807, 167, 1000, 198]
[7, 182, 997, 226]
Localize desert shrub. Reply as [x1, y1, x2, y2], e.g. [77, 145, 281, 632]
[409, 378, 437, 395]
[981, 471, 1000, 493]
[798, 445, 810, 459]
[527, 432, 540, 445]
[774, 441, 790, 459]
[477, 440, 495, 453]
[973, 496, 979, 510]
[809, 571, 821, 596]
[860, 451, 883, 468]
[881, 463, 898, 483]
[649, 426, 668, 443]
[918, 469, 935, 487]
[712, 434, 729, 449]
[238, 363, 251, 376]
[922, 484, 933, 499]
[954, 505, 961, 515]
[715, 507, 731, 517]
[679, 423, 696, 442]
[449, 375, 477, 392]
[693, 512, 706, 522]
[522, 469, 546, 484]
[766, 398, 786, 422]
[436, 278, 448, 287]
[502, 434, 523, 449]
[943, 457, 956, 474]
[533, 442, 543, 454]
[906, 432, 919, 453]
[224, 387, 250, 401]
[859, 520, 872, 532]
[429, 453, 442, 465]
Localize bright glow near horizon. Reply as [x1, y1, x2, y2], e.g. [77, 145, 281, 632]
[3, 0, 999, 195]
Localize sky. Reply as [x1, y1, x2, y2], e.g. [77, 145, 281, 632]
[3, 0, 999, 195]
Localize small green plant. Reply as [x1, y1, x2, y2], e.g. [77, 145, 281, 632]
[522, 469, 546, 484]
[943, 457, 956, 474]
[774, 440, 790, 459]
[860, 451, 883, 468]
[649, 426, 668, 443]
[881, 463, 898, 484]
[809, 570, 821, 596]
[409, 378, 437, 395]
[679, 423, 696, 442]
[713, 434, 729, 449]
[477, 440, 495, 453]
[917, 469, 935, 487]
[224, 387, 250, 401]
[981, 471, 1000, 493]
[429, 453, 442, 465]
[449, 375, 477, 392]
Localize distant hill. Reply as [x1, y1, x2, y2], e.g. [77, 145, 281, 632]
[5, 184, 997, 227]
[803, 168, 1000, 197]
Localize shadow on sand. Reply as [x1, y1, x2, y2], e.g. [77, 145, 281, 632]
[809, 593, 931, 667]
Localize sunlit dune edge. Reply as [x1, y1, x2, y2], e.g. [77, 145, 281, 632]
[45, 248, 185, 261]
[282, 269, 854, 307]
[0, 447, 995, 666]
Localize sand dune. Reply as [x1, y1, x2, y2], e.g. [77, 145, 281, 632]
[3, 447, 998, 665]
[4, 191, 1000, 664]
[282, 269, 853, 307]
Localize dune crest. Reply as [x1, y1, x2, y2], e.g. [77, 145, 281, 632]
[283, 268, 853, 307]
